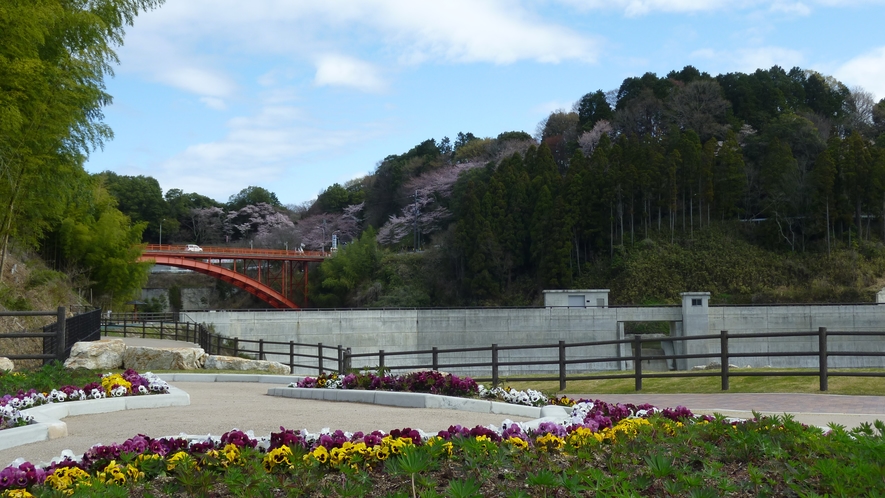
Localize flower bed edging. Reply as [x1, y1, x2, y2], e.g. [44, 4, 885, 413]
[0, 387, 190, 452]
[268, 387, 546, 419]
[156, 373, 297, 384]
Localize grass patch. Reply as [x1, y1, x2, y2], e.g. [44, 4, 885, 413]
[0, 362, 103, 394]
[497, 368, 885, 396]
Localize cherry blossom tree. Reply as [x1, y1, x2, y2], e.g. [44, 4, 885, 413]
[222, 203, 295, 247]
[186, 207, 225, 244]
[297, 202, 363, 250]
[377, 162, 482, 245]
[578, 120, 614, 156]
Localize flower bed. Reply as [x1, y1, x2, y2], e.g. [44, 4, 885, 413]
[2, 398, 882, 497]
[0, 370, 169, 431]
[0, 398, 701, 496]
[292, 371, 577, 408]
[293, 371, 479, 398]
[3, 372, 884, 496]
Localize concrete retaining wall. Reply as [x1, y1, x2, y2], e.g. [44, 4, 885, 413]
[186, 295, 885, 375]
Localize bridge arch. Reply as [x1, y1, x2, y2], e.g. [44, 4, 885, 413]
[140, 255, 300, 309]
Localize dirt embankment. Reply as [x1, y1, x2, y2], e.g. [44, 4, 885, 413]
[0, 249, 86, 368]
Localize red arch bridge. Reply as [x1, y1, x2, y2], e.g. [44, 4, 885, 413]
[139, 245, 331, 309]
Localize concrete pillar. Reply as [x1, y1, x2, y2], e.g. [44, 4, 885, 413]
[665, 321, 681, 371]
[680, 292, 710, 370]
[617, 321, 630, 370]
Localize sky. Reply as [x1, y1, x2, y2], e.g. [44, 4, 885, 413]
[85, 0, 885, 207]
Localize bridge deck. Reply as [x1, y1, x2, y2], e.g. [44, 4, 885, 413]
[144, 244, 329, 262]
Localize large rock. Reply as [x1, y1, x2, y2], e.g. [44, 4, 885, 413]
[204, 355, 290, 375]
[0, 357, 13, 373]
[64, 339, 126, 370]
[123, 346, 207, 371]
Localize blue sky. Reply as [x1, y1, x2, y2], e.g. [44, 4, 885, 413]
[85, 0, 885, 207]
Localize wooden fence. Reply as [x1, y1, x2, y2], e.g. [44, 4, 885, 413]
[1, 308, 101, 364]
[100, 319, 885, 392]
[343, 328, 885, 392]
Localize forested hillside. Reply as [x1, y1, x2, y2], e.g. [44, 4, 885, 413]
[307, 66, 885, 307]
[5, 12, 885, 312]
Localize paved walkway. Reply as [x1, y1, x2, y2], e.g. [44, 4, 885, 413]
[2, 337, 881, 467]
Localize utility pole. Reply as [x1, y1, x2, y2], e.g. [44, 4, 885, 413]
[413, 190, 419, 251]
[159, 219, 164, 245]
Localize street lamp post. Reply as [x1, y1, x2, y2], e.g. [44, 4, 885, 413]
[159, 219, 164, 246]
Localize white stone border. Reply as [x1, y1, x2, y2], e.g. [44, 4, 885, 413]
[0, 387, 190, 451]
[268, 387, 552, 419]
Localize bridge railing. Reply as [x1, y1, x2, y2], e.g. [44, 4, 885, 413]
[144, 244, 327, 258]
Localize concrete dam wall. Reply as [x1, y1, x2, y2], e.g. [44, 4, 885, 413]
[186, 292, 885, 376]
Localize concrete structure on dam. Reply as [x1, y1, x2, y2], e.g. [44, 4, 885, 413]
[185, 291, 885, 376]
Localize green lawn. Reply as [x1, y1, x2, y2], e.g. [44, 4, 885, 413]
[494, 368, 885, 396]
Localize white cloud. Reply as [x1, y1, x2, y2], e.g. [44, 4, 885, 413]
[769, 1, 812, 15]
[836, 46, 885, 101]
[314, 55, 386, 92]
[553, 0, 882, 15]
[115, 29, 237, 108]
[554, 0, 742, 16]
[155, 66, 236, 98]
[199, 97, 227, 110]
[120, 0, 600, 73]
[363, 1, 598, 64]
[150, 104, 388, 202]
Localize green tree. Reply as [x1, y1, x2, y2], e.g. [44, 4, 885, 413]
[56, 179, 151, 304]
[164, 188, 220, 242]
[312, 227, 383, 307]
[226, 186, 281, 211]
[0, 0, 164, 279]
[840, 132, 873, 237]
[455, 179, 497, 301]
[576, 90, 613, 132]
[100, 171, 166, 241]
[714, 130, 747, 219]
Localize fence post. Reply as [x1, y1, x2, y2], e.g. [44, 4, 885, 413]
[289, 341, 295, 374]
[379, 350, 385, 371]
[721, 330, 729, 391]
[55, 306, 66, 361]
[318, 343, 324, 375]
[259, 339, 265, 360]
[819, 327, 828, 392]
[633, 335, 642, 391]
[344, 348, 352, 372]
[233, 337, 239, 357]
[432, 347, 439, 371]
[492, 344, 499, 387]
[160, 321, 164, 340]
[141, 320, 146, 338]
[338, 345, 344, 374]
[558, 340, 567, 391]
